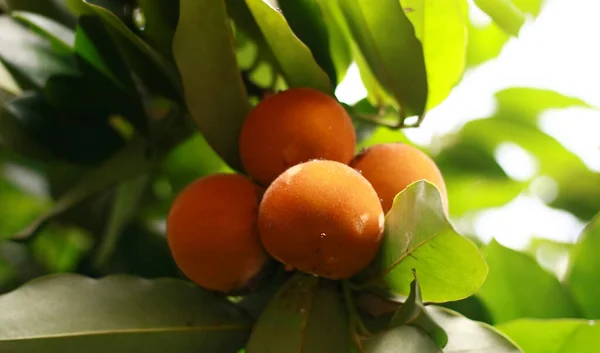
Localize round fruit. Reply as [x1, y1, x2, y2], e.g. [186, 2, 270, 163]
[166, 173, 268, 292]
[350, 143, 448, 214]
[258, 160, 384, 280]
[239, 87, 356, 186]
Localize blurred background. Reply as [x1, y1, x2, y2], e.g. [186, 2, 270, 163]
[0, 0, 598, 294]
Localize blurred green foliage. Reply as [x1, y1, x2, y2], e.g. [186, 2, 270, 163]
[0, 0, 599, 352]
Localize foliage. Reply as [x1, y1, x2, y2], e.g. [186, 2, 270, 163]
[0, 0, 598, 352]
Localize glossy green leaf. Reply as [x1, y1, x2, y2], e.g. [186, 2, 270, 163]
[427, 306, 522, 353]
[363, 326, 441, 353]
[0, 16, 77, 90]
[279, 0, 338, 85]
[479, 240, 582, 324]
[11, 137, 151, 241]
[497, 319, 600, 353]
[137, 0, 179, 59]
[389, 273, 448, 347]
[337, 0, 428, 117]
[565, 213, 600, 319]
[372, 180, 488, 303]
[12, 11, 75, 51]
[0, 61, 20, 94]
[83, 0, 181, 101]
[243, 0, 334, 94]
[246, 273, 350, 353]
[402, 0, 468, 110]
[0, 274, 251, 353]
[173, 0, 249, 171]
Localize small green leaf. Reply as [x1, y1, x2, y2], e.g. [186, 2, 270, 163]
[12, 11, 75, 51]
[0, 177, 51, 240]
[373, 180, 488, 303]
[565, 213, 600, 319]
[243, 0, 334, 94]
[389, 272, 448, 348]
[83, 0, 181, 101]
[473, 0, 525, 36]
[173, 0, 250, 171]
[402, 0, 468, 110]
[0, 274, 251, 353]
[246, 273, 350, 353]
[497, 319, 600, 353]
[279, 0, 338, 85]
[428, 306, 522, 353]
[11, 137, 151, 241]
[479, 240, 582, 324]
[363, 326, 442, 353]
[0, 16, 77, 90]
[337, 0, 428, 117]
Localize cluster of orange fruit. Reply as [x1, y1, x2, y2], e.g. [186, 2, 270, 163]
[166, 88, 448, 292]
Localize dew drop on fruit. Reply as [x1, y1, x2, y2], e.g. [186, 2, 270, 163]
[320, 232, 327, 239]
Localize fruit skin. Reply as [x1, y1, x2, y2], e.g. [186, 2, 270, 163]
[350, 143, 448, 214]
[166, 173, 268, 292]
[258, 160, 385, 280]
[239, 87, 356, 186]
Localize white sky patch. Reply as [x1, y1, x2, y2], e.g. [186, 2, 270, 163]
[494, 142, 540, 182]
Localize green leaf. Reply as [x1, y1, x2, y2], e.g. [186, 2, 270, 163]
[12, 11, 75, 51]
[439, 295, 494, 324]
[479, 240, 582, 324]
[246, 273, 350, 353]
[92, 174, 150, 271]
[427, 306, 522, 352]
[372, 180, 488, 303]
[402, 0, 468, 110]
[0, 177, 51, 240]
[389, 272, 448, 348]
[0, 274, 251, 353]
[173, 0, 249, 172]
[313, 0, 352, 84]
[473, 0, 525, 36]
[3, 91, 127, 165]
[83, 0, 181, 101]
[11, 137, 152, 241]
[363, 326, 441, 353]
[497, 319, 600, 353]
[30, 223, 93, 273]
[0, 61, 21, 94]
[564, 214, 600, 319]
[279, 0, 338, 85]
[466, 0, 546, 67]
[243, 0, 334, 94]
[4, 0, 78, 28]
[454, 89, 600, 220]
[137, 0, 179, 60]
[0, 16, 77, 90]
[337, 0, 428, 117]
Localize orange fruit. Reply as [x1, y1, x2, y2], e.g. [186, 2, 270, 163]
[239, 87, 356, 186]
[350, 143, 448, 214]
[167, 173, 268, 292]
[258, 160, 384, 279]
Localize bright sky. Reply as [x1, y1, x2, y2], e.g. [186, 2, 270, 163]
[336, 0, 600, 250]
